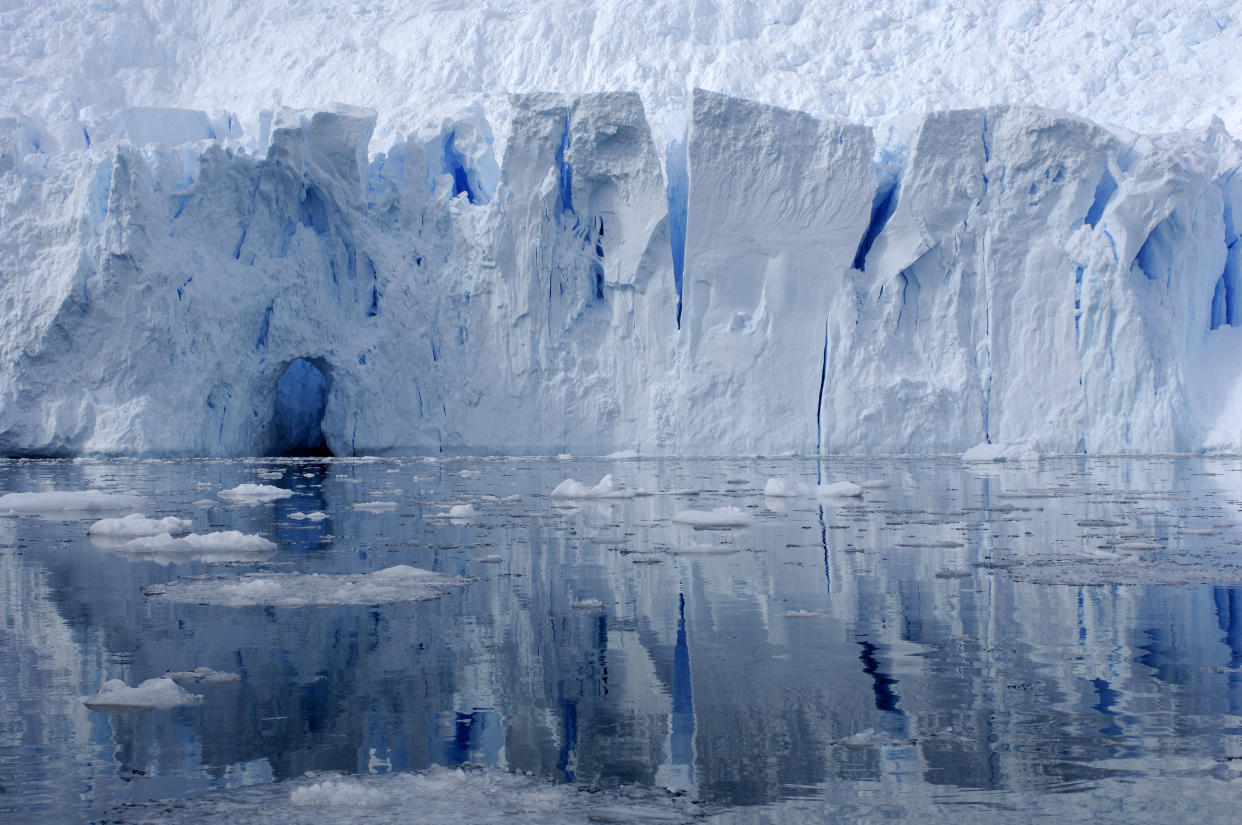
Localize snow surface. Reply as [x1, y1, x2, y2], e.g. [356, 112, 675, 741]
[1, 3, 1242, 457]
[83, 677, 203, 711]
[88, 513, 192, 537]
[152, 565, 469, 607]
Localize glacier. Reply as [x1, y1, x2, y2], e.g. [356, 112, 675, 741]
[1, 89, 1241, 456]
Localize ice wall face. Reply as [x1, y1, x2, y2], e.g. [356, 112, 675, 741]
[0, 92, 1240, 456]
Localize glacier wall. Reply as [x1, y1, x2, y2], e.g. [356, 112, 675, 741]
[1, 90, 1241, 456]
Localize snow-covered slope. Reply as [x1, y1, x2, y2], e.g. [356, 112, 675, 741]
[1, 2, 1241, 456]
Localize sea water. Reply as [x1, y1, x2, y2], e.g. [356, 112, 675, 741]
[2, 455, 1242, 823]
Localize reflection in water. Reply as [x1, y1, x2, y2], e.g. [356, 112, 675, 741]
[2, 457, 1242, 822]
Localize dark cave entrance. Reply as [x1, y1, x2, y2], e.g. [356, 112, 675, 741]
[271, 358, 333, 457]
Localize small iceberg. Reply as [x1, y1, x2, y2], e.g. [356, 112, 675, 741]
[550, 474, 639, 499]
[84, 677, 203, 712]
[218, 483, 294, 503]
[89, 513, 193, 537]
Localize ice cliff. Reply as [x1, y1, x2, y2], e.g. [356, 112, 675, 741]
[1, 88, 1240, 456]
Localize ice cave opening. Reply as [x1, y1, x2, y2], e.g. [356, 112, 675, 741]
[271, 358, 333, 457]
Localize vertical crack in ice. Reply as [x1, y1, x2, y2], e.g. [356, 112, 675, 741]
[665, 130, 688, 329]
[816, 317, 828, 454]
[1085, 167, 1117, 228]
[852, 175, 898, 272]
[442, 131, 478, 204]
[557, 115, 573, 215]
[233, 164, 264, 260]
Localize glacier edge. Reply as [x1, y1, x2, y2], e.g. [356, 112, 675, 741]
[1, 91, 1241, 457]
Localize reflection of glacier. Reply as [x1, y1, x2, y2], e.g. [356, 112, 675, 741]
[5, 457, 1242, 819]
[2, 91, 1241, 456]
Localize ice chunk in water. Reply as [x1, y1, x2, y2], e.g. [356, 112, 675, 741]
[89, 513, 193, 537]
[218, 484, 294, 503]
[550, 475, 638, 499]
[84, 677, 203, 711]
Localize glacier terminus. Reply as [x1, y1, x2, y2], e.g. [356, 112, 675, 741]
[1, 89, 1240, 456]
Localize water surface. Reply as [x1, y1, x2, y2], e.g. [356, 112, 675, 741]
[2, 456, 1242, 823]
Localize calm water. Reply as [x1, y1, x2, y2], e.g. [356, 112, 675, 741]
[2, 455, 1242, 823]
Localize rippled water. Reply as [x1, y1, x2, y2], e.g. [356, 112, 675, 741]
[2, 455, 1242, 823]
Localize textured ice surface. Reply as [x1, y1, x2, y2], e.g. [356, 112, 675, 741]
[84, 677, 203, 711]
[152, 565, 469, 607]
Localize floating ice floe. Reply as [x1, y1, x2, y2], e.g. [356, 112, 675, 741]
[472, 554, 503, 563]
[840, 729, 916, 748]
[570, 598, 605, 610]
[289, 511, 329, 521]
[448, 503, 475, 518]
[0, 491, 144, 515]
[84, 677, 203, 711]
[817, 481, 863, 498]
[352, 501, 398, 512]
[89, 513, 193, 537]
[152, 565, 469, 607]
[783, 609, 824, 618]
[122, 531, 276, 554]
[218, 484, 294, 503]
[276, 766, 703, 822]
[672, 507, 753, 528]
[666, 544, 739, 555]
[550, 474, 639, 499]
[763, 478, 799, 497]
[165, 667, 241, 685]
